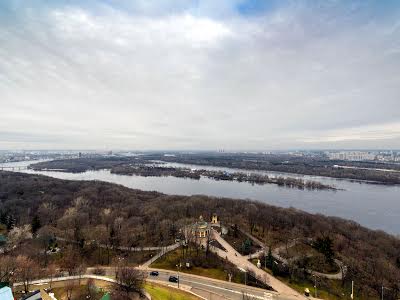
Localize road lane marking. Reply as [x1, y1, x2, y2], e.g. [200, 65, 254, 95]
[179, 278, 268, 299]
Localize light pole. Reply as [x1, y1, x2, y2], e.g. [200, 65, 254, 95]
[273, 260, 278, 275]
[116, 256, 124, 275]
[238, 267, 247, 285]
[350, 280, 354, 299]
[312, 274, 318, 298]
[264, 247, 267, 269]
[176, 263, 182, 289]
[381, 285, 391, 300]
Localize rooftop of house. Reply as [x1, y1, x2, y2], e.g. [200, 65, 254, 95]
[20, 289, 53, 300]
[0, 286, 14, 300]
[21, 290, 41, 300]
[0, 234, 7, 243]
[192, 216, 210, 230]
[100, 292, 111, 300]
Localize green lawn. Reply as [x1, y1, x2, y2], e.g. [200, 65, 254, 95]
[150, 246, 244, 284]
[223, 231, 261, 255]
[277, 277, 355, 300]
[49, 240, 158, 267]
[52, 285, 106, 300]
[249, 259, 349, 300]
[145, 283, 200, 300]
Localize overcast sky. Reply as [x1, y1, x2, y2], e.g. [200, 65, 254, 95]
[1, 0, 400, 150]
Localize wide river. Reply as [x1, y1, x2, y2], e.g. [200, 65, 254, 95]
[1, 160, 399, 235]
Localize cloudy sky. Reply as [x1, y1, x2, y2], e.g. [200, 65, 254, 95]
[1, 0, 399, 150]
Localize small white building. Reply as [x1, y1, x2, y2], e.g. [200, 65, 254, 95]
[211, 213, 219, 225]
[191, 216, 211, 239]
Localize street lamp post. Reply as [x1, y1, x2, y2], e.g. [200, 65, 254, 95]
[350, 280, 354, 299]
[381, 285, 391, 300]
[238, 267, 247, 285]
[176, 263, 182, 289]
[264, 247, 268, 269]
[312, 274, 318, 298]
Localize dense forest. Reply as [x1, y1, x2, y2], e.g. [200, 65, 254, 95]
[0, 171, 399, 299]
[29, 156, 140, 173]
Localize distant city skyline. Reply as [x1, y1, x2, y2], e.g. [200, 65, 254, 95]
[1, 0, 400, 150]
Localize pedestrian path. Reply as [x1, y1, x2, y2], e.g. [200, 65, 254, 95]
[210, 229, 307, 299]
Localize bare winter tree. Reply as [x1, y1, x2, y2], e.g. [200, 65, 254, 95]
[15, 255, 39, 293]
[115, 267, 145, 297]
[46, 263, 58, 289]
[86, 278, 97, 299]
[76, 263, 87, 285]
[7, 225, 32, 249]
[0, 256, 17, 284]
[60, 245, 81, 275]
[65, 279, 78, 300]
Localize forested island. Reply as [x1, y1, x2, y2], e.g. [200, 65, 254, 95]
[30, 152, 400, 185]
[29, 158, 338, 190]
[0, 171, 399, 299]
[144, 152, 400, 185]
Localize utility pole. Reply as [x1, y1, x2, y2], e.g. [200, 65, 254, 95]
[238, 267, 247, 285]
[264, 247, 267, 269]
[313, 274, 318, 298]
[177, 263, 181, 289]
[381, 285, 391, 300]
[350, 280, 354, 299]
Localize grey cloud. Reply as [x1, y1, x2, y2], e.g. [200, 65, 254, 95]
[0, 1, 399, 150]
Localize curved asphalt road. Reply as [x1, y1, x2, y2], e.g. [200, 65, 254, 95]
[145, 268, 300, 300]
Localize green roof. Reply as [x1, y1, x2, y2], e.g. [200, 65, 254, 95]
[100, 292, 111, 300]
[0, 282, 9, 289]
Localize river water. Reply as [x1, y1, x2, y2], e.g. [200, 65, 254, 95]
[1, 160, 399, 235]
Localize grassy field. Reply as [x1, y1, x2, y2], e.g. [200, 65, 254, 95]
[249, 259, 348, 300]
[51, 285, 106, 300]
[145, 283, 200, 300]
[223, 230, 261, 255]
[277, 277, 356, 300]
[150, 246, 244, 284]
[47, 240, 158, 267]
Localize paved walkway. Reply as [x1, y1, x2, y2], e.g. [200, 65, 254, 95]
[239, 229, 343, 280]
[56, 237, 179, 252]
[13, 274, 117, 288]
[211, 229, 307, 299]
[141, 243, 180, 267]
[310, 259, 344, 280]
[239, 229, 297, 263]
